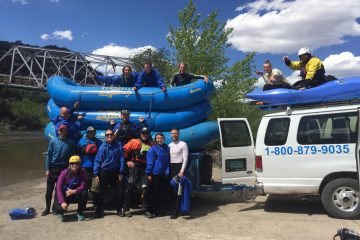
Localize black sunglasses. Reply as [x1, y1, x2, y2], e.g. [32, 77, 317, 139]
[105, 133, 114, 136]
[70, 162, 80, 165]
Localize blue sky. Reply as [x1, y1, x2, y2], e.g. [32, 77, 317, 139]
[1, 0, 360, 84]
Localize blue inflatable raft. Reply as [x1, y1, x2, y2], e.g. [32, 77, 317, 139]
[47, 76, 215, 111]
[44, 121, 220, 151]
[246, 77, 360, 106]
[46, 98, 211, 132]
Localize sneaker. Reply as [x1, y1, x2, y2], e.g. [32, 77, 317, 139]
[170, 214, 178, 219]
[117, 210, 125, 217]
[124, 211, 132, 217]
[41, 209, 50, 216]
[144, 211, 155, 219]
[77, 213, 85, 221]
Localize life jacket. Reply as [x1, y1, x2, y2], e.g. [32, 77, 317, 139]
[63, 170, 81, 192]
[116, 122, 136, 144]
[129, 142, 151, 164]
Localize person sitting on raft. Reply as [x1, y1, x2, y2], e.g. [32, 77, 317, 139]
[53, 155, 88, 221]
[51, 102, 83, 141]
[283, 47, 326, 90]
[133, 61, 166, 92]
[170, 62, 208, 87]
[96, 65, 138, 87]
[256, 60, 291, 91]
[111, 109, 148, 145]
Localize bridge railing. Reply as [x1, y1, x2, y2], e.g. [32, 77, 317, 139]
[0, 44, 131, 90]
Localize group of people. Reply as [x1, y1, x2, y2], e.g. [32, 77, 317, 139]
[256, 47, 334, 91]
[95, 61, 208, 90]
[41, 61, 208, 221]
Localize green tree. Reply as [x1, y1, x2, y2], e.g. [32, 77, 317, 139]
[167, 0, 232, 78]
[129, 48, 175, 85]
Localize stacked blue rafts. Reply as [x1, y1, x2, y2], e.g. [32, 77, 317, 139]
[44, 76, 219, 151]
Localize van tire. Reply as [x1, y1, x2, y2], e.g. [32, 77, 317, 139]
[201, 154, 212, 185]
[321, 178, 360, 219]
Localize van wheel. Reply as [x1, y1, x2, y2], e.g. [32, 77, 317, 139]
[321, 178, 360, 219]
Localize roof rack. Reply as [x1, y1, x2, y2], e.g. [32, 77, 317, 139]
[252, 98, 360, 114]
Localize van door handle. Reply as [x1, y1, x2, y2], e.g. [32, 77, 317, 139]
[247, 171, 253, 174]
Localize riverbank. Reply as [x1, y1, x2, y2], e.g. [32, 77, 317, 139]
[1, 170, 359, 240]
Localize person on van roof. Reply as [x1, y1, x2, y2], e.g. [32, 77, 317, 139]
[256, 60, 291, 91]
[283, 47, 326, 90]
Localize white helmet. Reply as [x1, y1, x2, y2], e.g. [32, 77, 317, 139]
[298, 47, 311, 56]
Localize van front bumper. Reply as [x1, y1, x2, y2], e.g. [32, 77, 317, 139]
[255, 182, 265, 195]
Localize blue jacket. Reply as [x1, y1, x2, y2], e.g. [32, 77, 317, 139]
[146, 144, 170, 176]
[78, 137, 102, 168]
[93, 141, 125, 176]
[135, 69, 166, 89]
[52, 115, 81, 141]
[46, 137, 76, 170]
[97, 73, 138, 87]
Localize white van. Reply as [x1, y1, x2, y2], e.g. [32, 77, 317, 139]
[218, 103, 360, 219]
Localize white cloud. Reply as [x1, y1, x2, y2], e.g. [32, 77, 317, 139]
[92, 43, 155, 58]
[11, 0, 29, 5]
[40, 34, 50, 40]
[323, 52, 360, 78]
[40, 30, 73, 41]
[50, 0, 60, 2]
[226, 0, 360, 54]
[53, 30, 73, 41]
[90, 43, 155, 75]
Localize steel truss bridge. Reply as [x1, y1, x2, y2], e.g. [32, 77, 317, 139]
[0, 45, 131, 90]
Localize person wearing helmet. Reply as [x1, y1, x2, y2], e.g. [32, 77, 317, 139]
[95, 65, 138, 87]
[121, 126, 154, 217]
[256, 60, 291, 91]
[112, 109, 148, 145]
[283, 47, 326, 90]
[42, 124, 76, 216]
[53, 155, 88, 221]
[133, 61, 166, 92]
[78, 126, 102, 200]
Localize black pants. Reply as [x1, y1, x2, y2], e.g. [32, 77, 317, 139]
[170, 163, 183, 215]
[53, 190, 88, 214]
[263, 83, 292, 91]
[148, 174, 172, 215]
[96, 169, 125, 213]
[123, 164, 148, 210]
[45, 166, 66, 211]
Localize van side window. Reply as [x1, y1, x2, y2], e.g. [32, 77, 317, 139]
[297, 112, 358, 144]
[220, 121, 252, 147]
[265, 118, 290, 146]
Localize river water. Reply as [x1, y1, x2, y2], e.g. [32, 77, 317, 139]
[0, 130, 48, 186]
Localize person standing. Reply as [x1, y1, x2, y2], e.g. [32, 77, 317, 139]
[170, 62, 208, 87]
[53, 155, 88, 221]
[42, 124, 76, 216]
[256, 60, 291, 91]
[93, 129, 125, 218]
[133, 61, 166, 92]
[122, 127, 154, 217]
[145, 133, 171, 218]
[283, 47, 326, 90]
[168, 128, 189, 219]
[78, 126, 102, 201]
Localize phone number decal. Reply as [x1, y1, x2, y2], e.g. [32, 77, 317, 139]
[264, 145, 350, 156]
